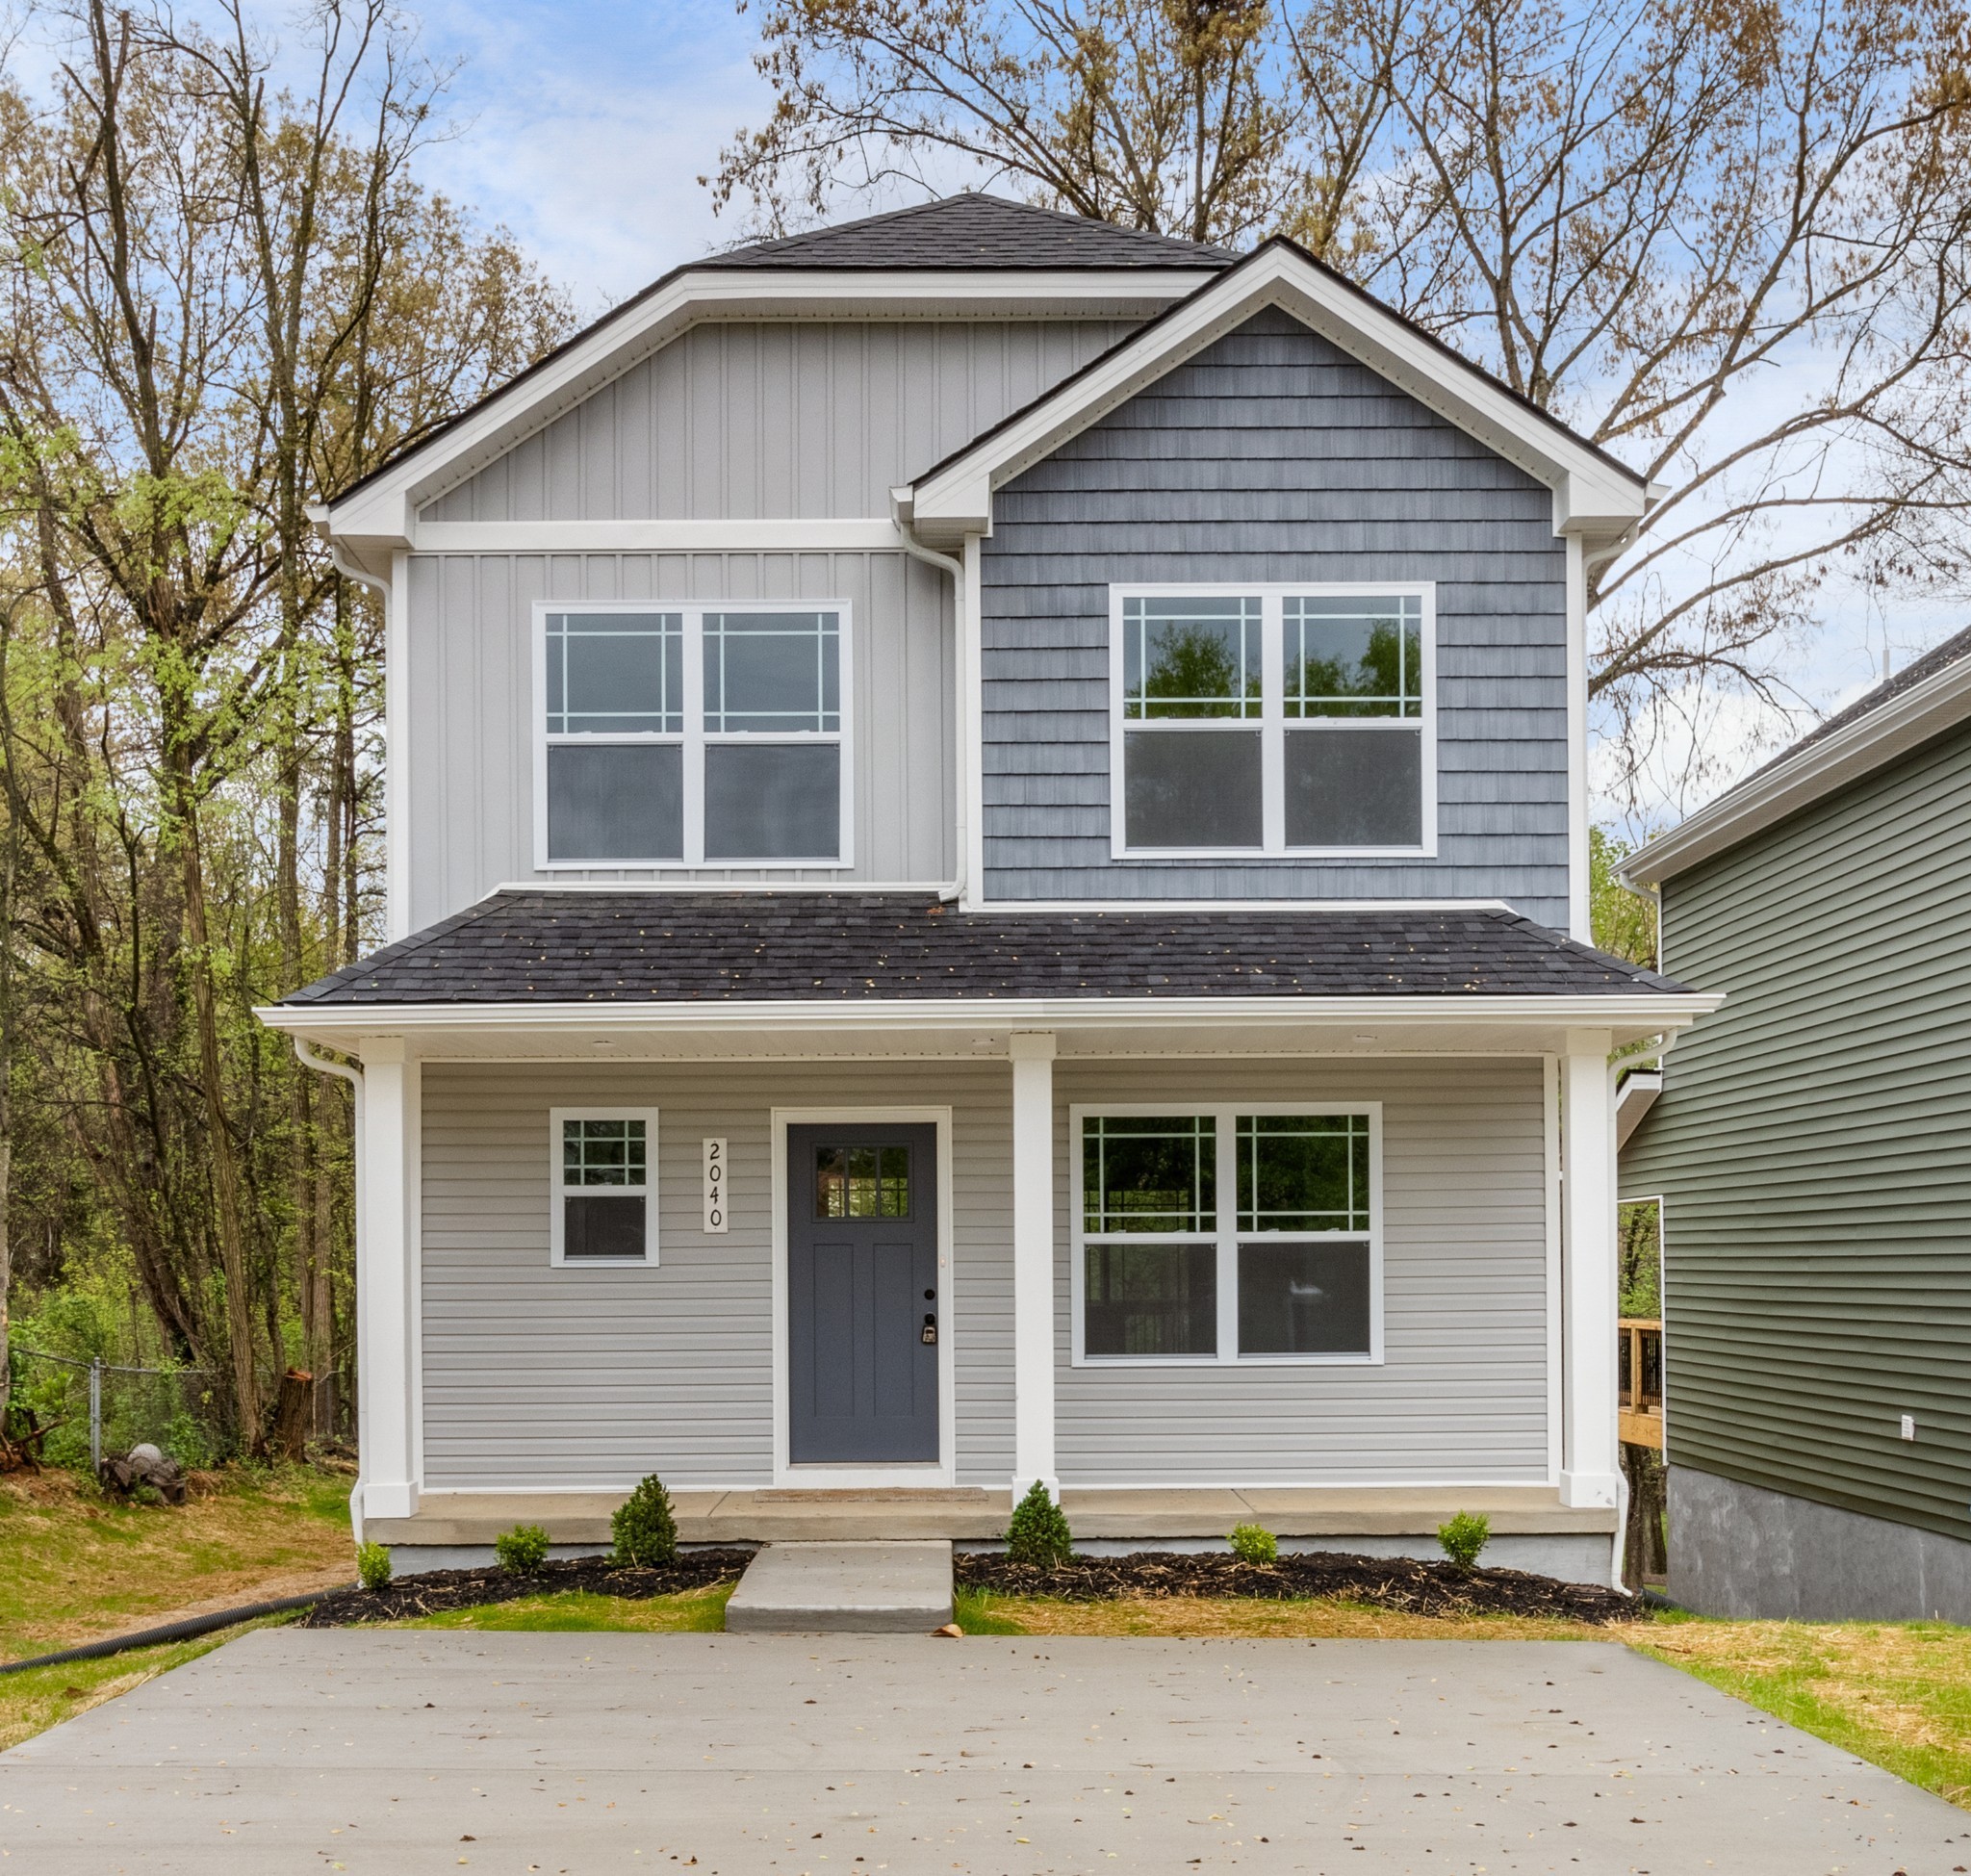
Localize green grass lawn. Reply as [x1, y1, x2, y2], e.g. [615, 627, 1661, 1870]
[397, 1582, 735, 1632]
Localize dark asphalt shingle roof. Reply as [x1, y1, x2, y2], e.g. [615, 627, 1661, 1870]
[701, 193, 1235, 271]
[284, 893, 1689, 1006]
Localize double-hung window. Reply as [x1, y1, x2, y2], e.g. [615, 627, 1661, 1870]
[1112, 584, 1433, 856]
[550, 1109, 658, 1266]
[1073, 1105, 1381, 1363]
[538, 601, 852, 866]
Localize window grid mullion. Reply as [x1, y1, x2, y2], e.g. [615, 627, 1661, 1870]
[682, 608, 706, 865]
[1260, 600, 1284, 853]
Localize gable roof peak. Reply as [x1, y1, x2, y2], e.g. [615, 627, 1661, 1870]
[701, 191, 1238, 271]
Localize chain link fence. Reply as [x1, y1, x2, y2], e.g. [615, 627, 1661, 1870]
[5, 1348, 227, 1472]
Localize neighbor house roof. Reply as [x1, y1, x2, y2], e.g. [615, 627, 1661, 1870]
[1621, 623, 1971, 890]
[281, 893, 1691, 1007]
[698, 193, 1235, 271]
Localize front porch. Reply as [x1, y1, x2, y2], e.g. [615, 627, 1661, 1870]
[368, 1482, 1617, 1576]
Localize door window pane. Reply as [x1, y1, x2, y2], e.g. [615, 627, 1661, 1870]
[1238, 1242, 1371, 1354]
[1237, 1114, 1369, 1232]
[1083, 1115, 1215, 1234]
[1085, 1243, 1217, 1355]
[1122, 596, 1262, 720]
[1283, 726, 1421, 847]
[817, 1144, 911, 1219]
[704, 742, 840, 860]
[547, 744, 684, 861]
[546, 612, 682, 733]
[704, 611, 840, 732]
[563, 1118, 647, 1187]
[1285, 596, 1422, 719]
[1123, 729, 1263, 849]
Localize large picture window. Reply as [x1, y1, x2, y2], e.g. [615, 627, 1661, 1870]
[536, 602, 852, 867]
[1073, 1104, 1381, 1364]
[1110, 584, 1433, 857]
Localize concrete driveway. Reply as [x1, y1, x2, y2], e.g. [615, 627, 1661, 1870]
[3, 1629, 1965, 1873]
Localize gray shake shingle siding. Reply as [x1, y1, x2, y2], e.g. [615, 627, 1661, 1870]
[978, 308, 1572, 921]
[284, 892, 1683, 1005]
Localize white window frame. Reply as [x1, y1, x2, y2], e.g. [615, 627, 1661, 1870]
[1107, 581, 1437, 860]
[1069, 1101, 1385, 1367]
[532, 598, 856, 870]
[549, 1107, 660, 1268]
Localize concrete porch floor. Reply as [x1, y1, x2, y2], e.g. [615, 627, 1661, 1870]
[368, 1483, 1615, 1547]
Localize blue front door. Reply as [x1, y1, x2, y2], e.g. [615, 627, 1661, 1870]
[787, 1123, 939, 1464]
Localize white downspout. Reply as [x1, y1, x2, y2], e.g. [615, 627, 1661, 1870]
[891, 500, 968, 904]
[293, 1038, 367, 1541]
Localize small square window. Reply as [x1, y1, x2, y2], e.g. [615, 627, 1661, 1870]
[1122, 596, 1262, 720]
[816, 1144, 910, 1219]
[1236, 1114, 1370, 1233]
[1085, 1242, 1217, 1356]
[1285, 596, 1422, 719]
[552, 1112, 656, 1265]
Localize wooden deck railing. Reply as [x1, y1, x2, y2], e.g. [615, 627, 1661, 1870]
[1619, 1317, 1663, 1449]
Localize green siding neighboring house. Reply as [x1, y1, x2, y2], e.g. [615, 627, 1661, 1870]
[1621, 627, 1971, 1620]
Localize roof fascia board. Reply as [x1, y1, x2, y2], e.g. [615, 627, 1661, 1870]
[904, 247, 1648, 547]
[1614, 1068, 1663, 1149]
[323, 268, 1205, 549]
[1621, 655, 1971, 888]
[262, 991, 1718, 1036]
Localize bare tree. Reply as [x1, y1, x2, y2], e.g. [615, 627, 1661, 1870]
[715, 0, 1971, 783]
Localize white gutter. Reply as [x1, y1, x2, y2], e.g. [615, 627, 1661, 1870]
[889, 497, 969, 904]
[291, 1038, 367, 1541]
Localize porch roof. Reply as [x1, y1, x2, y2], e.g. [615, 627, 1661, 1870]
[282, 892, 1688, 1007]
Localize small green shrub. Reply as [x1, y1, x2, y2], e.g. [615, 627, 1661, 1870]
[1438, 1510, 1491, 1571]
[355, 1540, 394, 1591]
[1005, 1479, 1073, 1570]
[495, 1523, 552, 1575]
[612, 1474, 679, 1567]
[1228, 1522, 1278, 1565]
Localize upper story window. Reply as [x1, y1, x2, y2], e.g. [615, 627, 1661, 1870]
[1110, 584, 1434, 858]
[535, 602, 853, 868]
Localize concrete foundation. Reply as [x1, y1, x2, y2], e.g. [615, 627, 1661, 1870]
[1671, 1465, 1971, 1621]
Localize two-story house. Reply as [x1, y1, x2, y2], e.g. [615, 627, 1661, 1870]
[264, 193, 1713, 1584]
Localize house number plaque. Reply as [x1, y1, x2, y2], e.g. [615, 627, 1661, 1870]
[703, 1137, 728, 1233]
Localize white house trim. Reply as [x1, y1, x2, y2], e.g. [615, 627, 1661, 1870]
[417, 520, 907, 554]
[1559, 1031, 1620, 1526]
[899, 243, 1651, 553]
[1009, 1033, 1057, 1496]
[356, 1038, 422, 1521]
[311, 268, 1209, 574]
[1614, 1069, 1663, 1148]
[769, 1104, 957, 1488]
[1621, 647, 1971, 889]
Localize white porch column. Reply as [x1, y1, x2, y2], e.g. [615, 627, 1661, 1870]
[358, 1037, 422, 1521]
[1010, 1031, 1059, 1497]
[1559, 1029, 1620, 1510]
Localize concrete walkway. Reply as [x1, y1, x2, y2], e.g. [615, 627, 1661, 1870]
[725, 1539, 955, 1632]
[5, 1629, 1967, 1873]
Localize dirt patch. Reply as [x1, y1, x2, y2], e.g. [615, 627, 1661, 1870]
[956, 1550, 1634, 1623]
[296, 1550, 756, 1626]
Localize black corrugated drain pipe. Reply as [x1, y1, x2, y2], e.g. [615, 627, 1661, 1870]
[0, 1589, 342, 1677]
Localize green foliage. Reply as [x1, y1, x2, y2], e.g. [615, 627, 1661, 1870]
[1228, 1522, 1279, 1565]
[611, 1474, 679, 1568]
[1134, 622, 1252, 716]
[1619, 1197, 1663, 1319]
[494, 1524, 551, 1576]
[1438, 1510, 1491, 1571]
[1589, 827, 1658, 968]
[1005, 1480, 1073, 1569]
[355, 1540, 393, 1591]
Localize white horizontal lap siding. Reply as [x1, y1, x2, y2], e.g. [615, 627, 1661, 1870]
[420, 1060, 1013, 1493]
[1051, 1056, 1551, 1486]
[403, 550, 955, 928]
[422, 320, 1142, 524]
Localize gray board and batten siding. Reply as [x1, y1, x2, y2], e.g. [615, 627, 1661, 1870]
[422, 320, 1140, 524]
[418, 1056, 1550, 1493]
[401, 549, 956, 931]
[978, 307, 1573, 924]
[1621, 713, 1971, 1550]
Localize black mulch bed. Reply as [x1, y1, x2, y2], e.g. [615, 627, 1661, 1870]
[955, 1551, 1634, 1624]
[296, 1550, 756, 1627]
